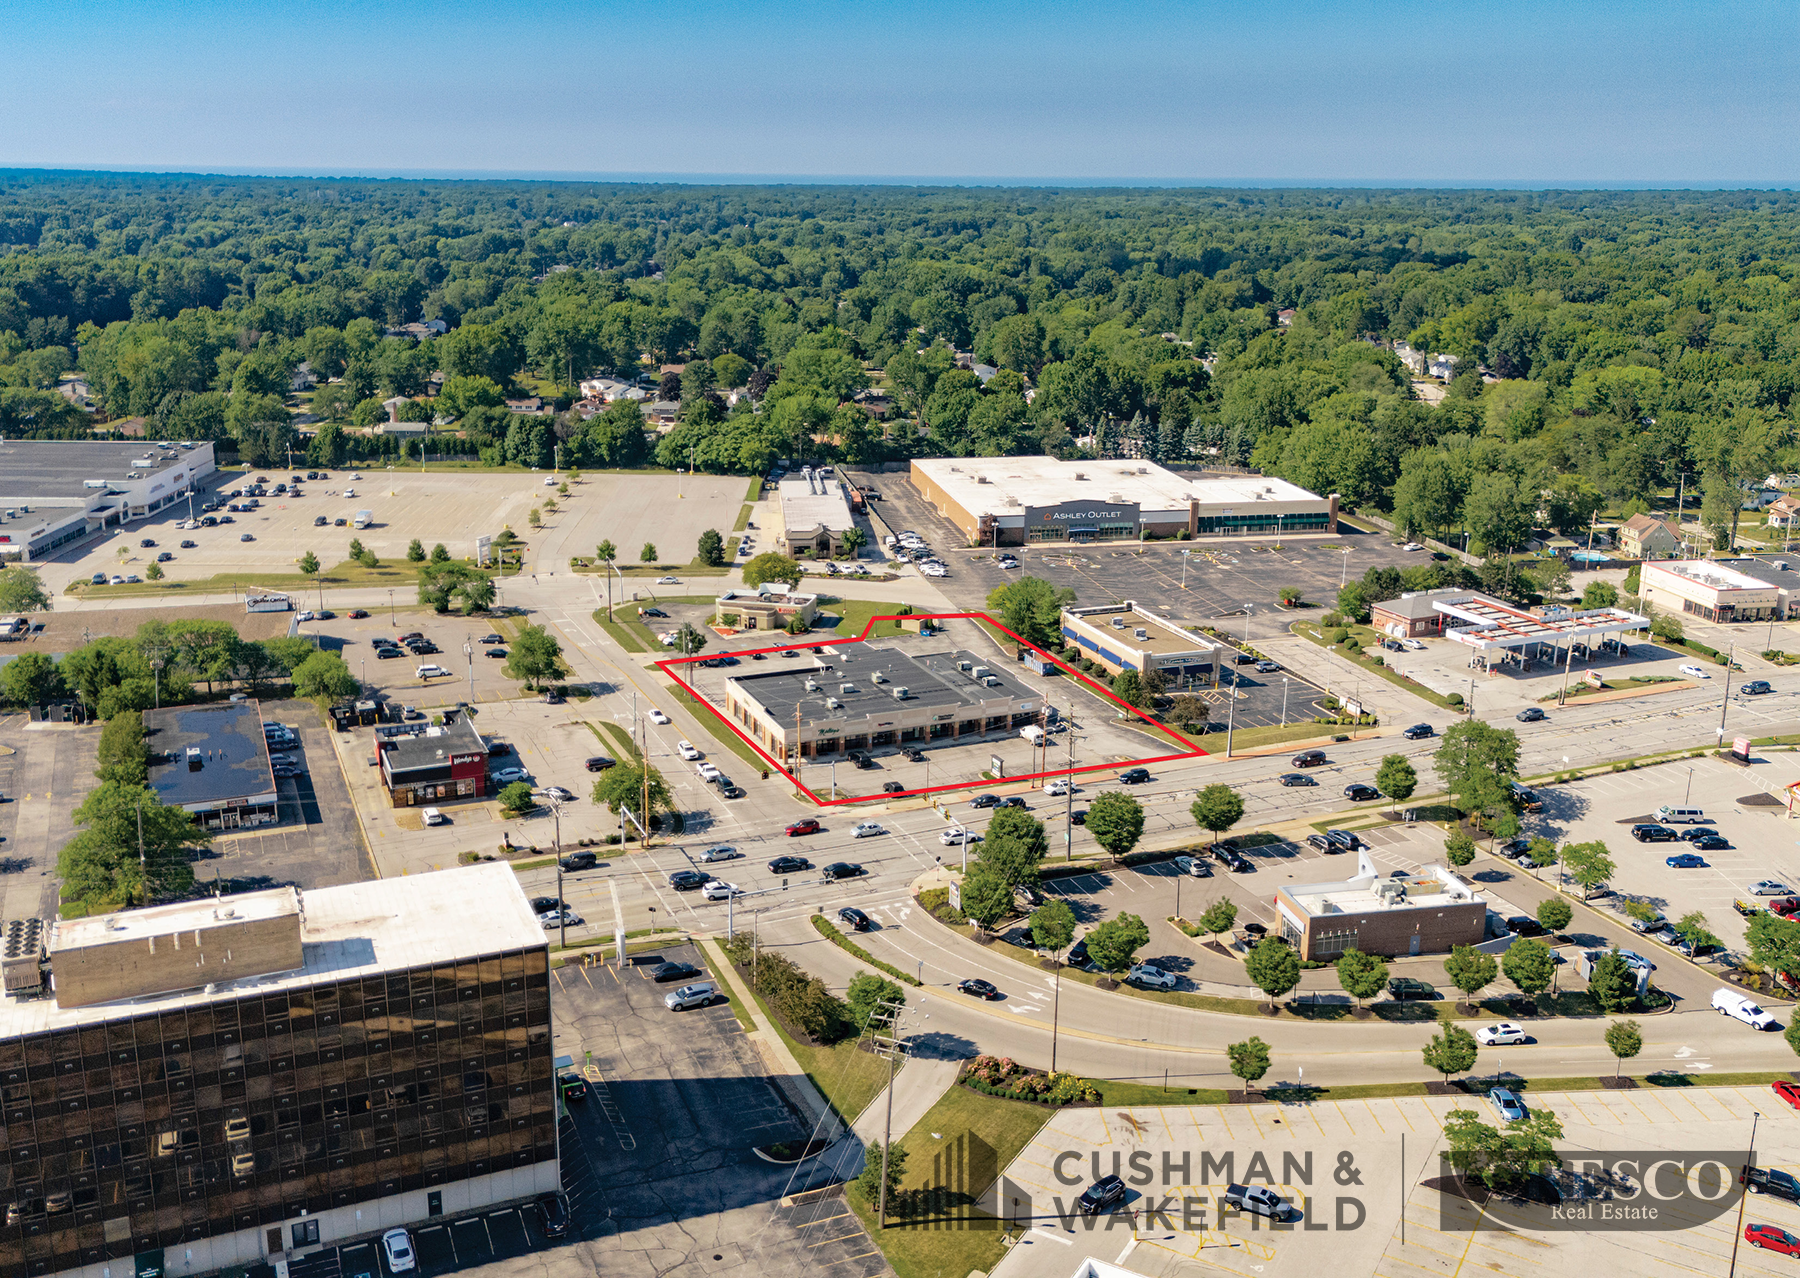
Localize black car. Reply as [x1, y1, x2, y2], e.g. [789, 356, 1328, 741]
[652, 961, 701, 983]
[180, 539, 197, 548]
[1388, 977, 1437, 1000]
[485, 647, 508, 658]
[1344, 783, 1380, 801]
[1744, 680, 1774, 695]
[1233, 652, 1257, 665]
[314, 515, 328, 526]
[847, 750, 876, 770]
[536, 1192, 570, 1238]
[156, 551, 173, 562]
[1078, 1174, 1127, 1215]
[1402, 723, 1434, 739]
[1745, 1165, 1800, 1202]
[837, 907, 872, 932]
[969, 793, 999, 808]
[377, 647, 403, 659]
[996, 796, 1028, 809]
[958, 978, 1000, 999]
[903, 747, 926, 763]
[1066, 938, 1091, 969]
[1221, 851, 1253, 872]
[1070, 809, 1088, 826]
[1630, 823, 1678, 842]
[585, 756, 616, 772]
[1694, 834, 1731, 851]
[668, 869, 709, 890]
[559, 851, 598, 871]
[1118, 767, 1150, 784]
[1305, 833, 1332, 851]
[1680, 826, 1719, 842]
[529, 897, 560, 914]
[1506, 916, 1547, 936]
[822, 862, 865, 881]
[1496, 837, 1531, 859]
[882, 781, 905, 794]
[1325, 829, 1360, 851]
[768, 856, 812, 874]
[1279, 773, 1317, 787]
[641, 607, 667, 618]
[479, 633, 504, 644]
[1516, 707, 1547, 722]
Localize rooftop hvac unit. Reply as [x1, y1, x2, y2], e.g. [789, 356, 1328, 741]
[804, 679, 820, 692]
[1073, 471, 1086, 480]
[959, 660, 973, 672]
[975, 474, 990, 484]
[982, 676, 1000, 687]
[892, 686, 909, 699]
[1003, 496, 1020, 506]
[1375, 881, 1408, 904]
[838, 683, 857, 694]
[1134, 628, 1148, 640]
[971, 666, 990, 680]
[186, 747, 203, 772]
[1111, 616, 1127, 629]
[1137, 467, 1148, 475]
[825, 697, 842, 710]
[1109, 493, 1126, 503]
[871, 671, 886, 683]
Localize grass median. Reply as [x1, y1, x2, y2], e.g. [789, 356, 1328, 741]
[1292, 620, 1461, 710]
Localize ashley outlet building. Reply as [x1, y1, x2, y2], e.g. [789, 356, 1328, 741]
[0, 864, 555, 1278]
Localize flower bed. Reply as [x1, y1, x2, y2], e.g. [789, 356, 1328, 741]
[961, 1055, 1101, 1105]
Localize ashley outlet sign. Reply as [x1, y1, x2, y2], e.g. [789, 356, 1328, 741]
[1033, 500, 1138, 524]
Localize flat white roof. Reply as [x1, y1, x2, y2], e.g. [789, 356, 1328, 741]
[777, 475, 858, 533]
[8, 863, 540, 1035]
[1646, 559, 1780, 592]
[53, 887, 299, 953]
[1280, 855, 1483, 916]
[913, 456, 1324, 514]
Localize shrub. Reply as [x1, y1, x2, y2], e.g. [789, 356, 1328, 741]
[1445, 693, 1463, 706]
[1328, 627, 1350, 644]
[962, 1055, 1100, 1105]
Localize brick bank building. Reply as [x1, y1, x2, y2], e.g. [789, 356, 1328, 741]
[1274, 854, 1486, 960]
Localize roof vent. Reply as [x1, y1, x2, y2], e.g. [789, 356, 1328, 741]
[838, 683, 857, 694]
[971, 666, 990, 680]
[1134, 628, 1148, 640]
[975, 475, 990, 484]
[959, 660, 972, 672]
[1073, 471, 1086, 480]
[1111, 616, 1127, 629]
[186, 747, 203, 772]
[804, 679, 819, 692]
[1137, 467, 1148, 475]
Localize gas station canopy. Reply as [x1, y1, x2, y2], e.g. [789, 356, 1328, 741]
[1436, 594, 1650, 651]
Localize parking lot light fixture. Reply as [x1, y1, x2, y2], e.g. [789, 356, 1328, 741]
[1281, 676, 1289, 727]
[1340, 547, 1352, 587]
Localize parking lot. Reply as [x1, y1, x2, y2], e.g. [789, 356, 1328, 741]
[547, 942, 888, 1278]
[0, 716, 101, 928]
[988, 1086, 1799, 1278]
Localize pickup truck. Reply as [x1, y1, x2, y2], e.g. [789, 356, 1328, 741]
[1222, 1184, 1295, 1220]
[1744, 1165, 1800, 1202]
[1772, 898, 1800, 918]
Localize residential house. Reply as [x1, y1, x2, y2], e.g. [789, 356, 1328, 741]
[1767, 496, 1800, 530]
[972, 363, 998, 385]
[1428, 353, 1460, 381]
[1393, 342, 1427, 375]
[504, 397, 546, 415]
[383, 319, 448, 341]
[1276, 308, 1297, 327]
[290, 361, 317, 392]
[382, 395, 410, 424]
[644, 400, 680, 428]
[1618, 512, 1681, 559]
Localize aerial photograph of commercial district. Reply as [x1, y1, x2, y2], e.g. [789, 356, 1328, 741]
[10, 5, 1800, 1278]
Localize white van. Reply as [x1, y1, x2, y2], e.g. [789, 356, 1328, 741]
[1655, 805, 1705, 824]
[1019, 725, 1046, 744]
[1712, 988, 1778, 1029]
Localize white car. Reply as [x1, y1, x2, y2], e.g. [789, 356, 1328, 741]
[1475, 1021, 1526, 1046]
[649, 709, 670, 725]
[342, 488, 356, 497]
[702, 880, 742, 901]
[543, 476, 556, 486]
[295, 610, 315, 622]
[676, 740, 701, 760]
[1043, 779, 1072, 796]
[381, 1229, 416, 1274]
[422, 807, 445, 826]
[415, 664, 449, 679]
[492, 767, 529, 785]
[853, 821, 885, 838]
[1401, 542, 1424, 551]
[1401, 638, 1426, 651]
[696, 845, 740, 863]
[1678, 664, 1711, 679]
[538, 909, 584, 928]
[939, 826, 983, 846]
[1127, 963, 1177, 989]
[696, 761, 721, 781]
[656, 575, 681, 584]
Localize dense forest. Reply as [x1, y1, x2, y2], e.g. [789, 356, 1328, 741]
[4, 172, 1800, 554]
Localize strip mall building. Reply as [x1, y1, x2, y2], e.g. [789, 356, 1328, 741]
[909, 456, 1335, 546]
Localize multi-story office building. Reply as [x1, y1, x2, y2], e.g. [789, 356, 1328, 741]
[0, 864, 554, 1278]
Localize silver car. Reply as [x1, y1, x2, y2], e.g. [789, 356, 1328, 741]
[664, 982, 716, 1011]
[697, 845, 740, 863]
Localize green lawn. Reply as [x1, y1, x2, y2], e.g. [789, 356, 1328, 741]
[592, 609, 651, 652]
[586, 720, 641, 761]
[844, 1084, 1050, 1278]
[1212, 720, 1352, 751]
[727, 964, 891, 1122]
[827, 597, 921, 638]
[1292, 620, 1462, 710]
[66, 557, 455, 599]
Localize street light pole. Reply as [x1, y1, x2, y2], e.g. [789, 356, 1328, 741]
[1729, 1110, 1762, 1278]
[1280, 676, 1289, 727]
[1720, 643, 1736, 739]
[464, 635, 474, 702]
[1224, 669, 1238, 758]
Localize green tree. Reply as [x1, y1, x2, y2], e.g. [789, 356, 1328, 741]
[959, 867, 1015, 932]
[57, 782, 205, 908]
[1226, 1036, 1272, 1087]
[977, 808, 1047, 887]
[696, 528, 725, 566]
[297, 550, 320, 577]
[1587, 950, 1636, 1012]
[1562, 840, 1616, 900]
[742, 552, 803, 589]
[846, 972, 904, 1029]
[1535, 897, 1573, 934]
[1245, 936, 1301, 1009]
[1433, 720, 1521, 821]
[145, 562, 163, 581]
[1672, 910, 1722, 954]
[94, 710, 149, 785]
[855, 1140, 906, 1209]
[1375, 754, 1418, 803]
[292, 651, 358, 700]
[1445, 831, 1476, 867]
[0, 651, 63, 706]
[1784, 1015, 1800, 1060]
[1501, 937, 1555, 1003]
[1443, 945, 1498, 1007]
[406, 539, 426, 562]
[1084, 791, 1145, 858]
[1189, 784, 1245, 845]
[1335, 948, 1389, 1009]
[640, 542, 657, 564]
[1197, 899, 1238, 939]
[527, 509, 542, 528]
[592, 762, 672, 816]
[503, 624, 564, 689]
[985, 577, 1078, 649]
[1581, 580, 1619, 609]
[348, 537, 365, 560]
[1604, 1019, 1642, 1079]
[0, 565, 52, 613]
[1083, 912, 1150, 976]
[841, 527, 868, 557]
[499, 781, 537, 815]
[1029, 898, 1076, 953]
[1422, 1023, 1479, 1082]
[1442, 1106, 1564, 1190]
[430, 542, 451, 564]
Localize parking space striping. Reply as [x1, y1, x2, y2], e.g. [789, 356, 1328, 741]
[579, 1064, 637, 1151]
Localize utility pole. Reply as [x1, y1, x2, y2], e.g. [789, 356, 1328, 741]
[1223, 669, 1238, 758]
[552, 797, 566, 949]
[1720, 642, 1736, 739]
[136, 796, 146, 905]
[1064, 702, 1075, 859]
[869, 999, 917, 1230]
[1050, 940, 1065, 1072]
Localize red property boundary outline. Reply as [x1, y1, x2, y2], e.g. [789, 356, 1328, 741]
[654, 611, 1208, 807]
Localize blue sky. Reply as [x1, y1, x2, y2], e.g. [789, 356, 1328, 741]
[4, 0, 1798, 185]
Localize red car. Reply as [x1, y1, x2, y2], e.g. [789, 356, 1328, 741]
[786, 819, 821, 837]
[1747, 1224, 1800, 1255]
[1774, 1081, 1800, 1112]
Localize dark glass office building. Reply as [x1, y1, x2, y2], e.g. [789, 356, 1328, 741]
[0, 865, 556, 1278]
